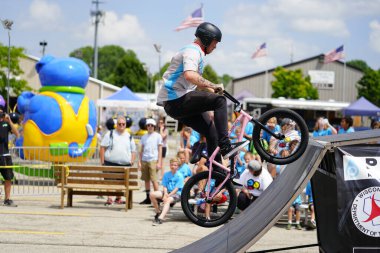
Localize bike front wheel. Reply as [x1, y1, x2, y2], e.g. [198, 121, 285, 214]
[181, 171, 237, 228]
[252, 108, 309, 165]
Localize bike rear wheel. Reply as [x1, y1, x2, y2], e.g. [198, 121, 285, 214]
[181, 171, 237, 228]
[252, 108, 309, 165]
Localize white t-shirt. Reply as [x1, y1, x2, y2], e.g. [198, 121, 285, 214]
[156, 43, 204, 106]
[101, 130, 136, 165]
[239, 169, 273, 197]
[140, 132, 163, 162]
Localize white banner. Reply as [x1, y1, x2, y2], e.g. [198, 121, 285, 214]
[343, 156, 380, 181]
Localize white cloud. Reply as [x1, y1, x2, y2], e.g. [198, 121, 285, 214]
[291, 18, 349, 37]
[24, 0, 62, 30]
[78, 11, 149, 50]
[369, 20, 380, 53]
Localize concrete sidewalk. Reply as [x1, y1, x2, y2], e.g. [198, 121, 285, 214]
[0, 190, 318, 253]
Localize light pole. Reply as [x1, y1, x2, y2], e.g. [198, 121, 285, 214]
[1, 19, 13, 113]
[153, 44, 162, 75]
[39, 40, 48, 56]
[91, 0, 104, 79]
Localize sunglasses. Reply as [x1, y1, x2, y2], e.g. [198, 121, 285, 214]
[147, 124, 154, 127]
[118, 123, 126, 126]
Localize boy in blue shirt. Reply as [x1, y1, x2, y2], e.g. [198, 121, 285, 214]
[150, 158, 184, 226]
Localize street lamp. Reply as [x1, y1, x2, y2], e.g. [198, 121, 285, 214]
[1, 19, 13, 113]
[153, 44, 162, 75]
[39, 40, 48, 56]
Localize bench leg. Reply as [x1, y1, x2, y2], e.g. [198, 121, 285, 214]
[67, 189, 73, 207]
[60, 189, 65, 209]
[128, 190, 133, 209]
[124, 191, 129, 212]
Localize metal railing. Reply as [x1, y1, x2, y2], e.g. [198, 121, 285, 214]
[2, 146, 101, 196]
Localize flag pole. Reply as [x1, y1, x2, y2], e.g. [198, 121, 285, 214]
[343, 60, 346, 102]
[265, 58, 268, 98]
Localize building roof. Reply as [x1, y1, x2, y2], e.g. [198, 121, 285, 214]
[233, 54, 363, 82]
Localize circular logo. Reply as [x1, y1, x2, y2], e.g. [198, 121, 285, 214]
[253, 181, 260, 189]
[351, 186, 380, 237]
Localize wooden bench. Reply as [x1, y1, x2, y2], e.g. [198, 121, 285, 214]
[56, 165, 140, 211]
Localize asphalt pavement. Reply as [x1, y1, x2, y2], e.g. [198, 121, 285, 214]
[0, 189, 318, 253]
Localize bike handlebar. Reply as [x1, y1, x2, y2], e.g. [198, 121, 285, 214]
[222, 90, 240, 105]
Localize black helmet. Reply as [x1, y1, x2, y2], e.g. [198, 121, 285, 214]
[106, 118, 115, 130]
[9, 112, 19, 124]
[195, 22, 222, 47]
[138, 117, 147, 130]
[125, 116, 133, 128]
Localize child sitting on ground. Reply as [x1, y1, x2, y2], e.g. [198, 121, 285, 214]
[150, 158, 184, 226]
[286, 194, 303, 230]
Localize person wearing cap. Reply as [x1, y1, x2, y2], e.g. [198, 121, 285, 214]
[156, 22, 249, 167]
[0, 105, 19, 207]
[138, 118, 163, 205]
[237, 160, 273, 211]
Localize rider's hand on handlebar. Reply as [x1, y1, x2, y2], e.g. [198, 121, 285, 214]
[213, 83, 224, 95]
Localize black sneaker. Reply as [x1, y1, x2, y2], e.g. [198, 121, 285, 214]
[220, 140, 250, 159]
[3, 199, 17, 207]
[152, 217, 162, 226]
[139, 198, 151, 205]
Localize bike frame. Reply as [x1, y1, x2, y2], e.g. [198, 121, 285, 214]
[204, 91, 280, 202]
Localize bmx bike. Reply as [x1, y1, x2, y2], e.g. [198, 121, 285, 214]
[180, 90, 309, 227]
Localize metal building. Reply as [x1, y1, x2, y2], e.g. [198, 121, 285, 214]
[230, 54, 364, 103]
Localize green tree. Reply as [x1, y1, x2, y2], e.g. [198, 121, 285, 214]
[356, 69, 380, 107]
[271, 67, 318, 99]
[202, 64, 219, 84]
[112, 50, 148, 92]
[152, 62, 170, 83]
[218, 74, 233, 87]
[69, 45, 127, 82]
[69, 46, 93, 69]
[98, 45, 126, 83]
[0, 44, 32, 105]
[347, 59, 372, 73]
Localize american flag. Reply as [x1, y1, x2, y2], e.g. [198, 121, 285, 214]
[251, 43, 267, 59]
[324, 45, 344, 63]
[175, 6, 204, 31]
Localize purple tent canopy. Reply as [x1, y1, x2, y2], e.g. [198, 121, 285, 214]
[342, 97, 380, 116]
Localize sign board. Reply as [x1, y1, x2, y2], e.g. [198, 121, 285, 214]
[308, 70, 335, 89]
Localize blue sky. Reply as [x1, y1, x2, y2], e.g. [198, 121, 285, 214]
[1, 0, 380, 79]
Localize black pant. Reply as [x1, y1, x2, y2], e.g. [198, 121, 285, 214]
[237, 191, 257, 211]
[164, 91, 228, 158]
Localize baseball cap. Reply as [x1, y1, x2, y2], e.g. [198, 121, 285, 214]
[247, 160, 262, 171]
[146, 118, 156, 126]
[280, 118, 293, 127]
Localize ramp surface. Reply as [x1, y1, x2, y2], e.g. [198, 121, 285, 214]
[173, 130, 380, 253]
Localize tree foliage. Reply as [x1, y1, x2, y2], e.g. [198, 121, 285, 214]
[271, 67, 318, 99]
[70, 45, 147, 91]
[203, 64, 219, 84]
[0, 43, 32, 105]
[112, 50, 149, 92]
[356, 69, 380, 107]
[347, 59, 372, 73]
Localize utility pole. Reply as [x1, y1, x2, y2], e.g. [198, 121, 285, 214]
[39, 40, 47, 56]
[91, 0, 104, 79]
[1, 19, 13, 113]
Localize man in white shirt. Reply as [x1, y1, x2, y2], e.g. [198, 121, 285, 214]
[100, 116, 136, 205]
[238, 160, 273, 210]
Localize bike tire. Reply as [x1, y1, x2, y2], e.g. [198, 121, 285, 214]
[252, 108, 309, 165]
[181, 171, 237, 228]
